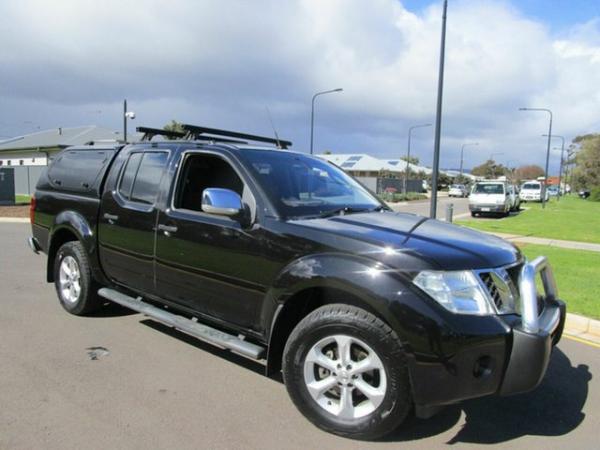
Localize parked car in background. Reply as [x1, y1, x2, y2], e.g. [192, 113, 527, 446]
[448, 184, 468, 197]
[579, 189, 591, 199]
[519, 181, 548, 203]
[547, 185, 559, 197]
[507, 185, 520, 211]
[469, 181, 511, 217]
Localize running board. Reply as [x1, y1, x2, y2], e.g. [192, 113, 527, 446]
[98, 288, 265, 360]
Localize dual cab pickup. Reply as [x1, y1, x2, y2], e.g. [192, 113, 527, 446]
[29, 127, 565, 440]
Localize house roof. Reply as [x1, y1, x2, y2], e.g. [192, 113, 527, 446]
[0, 126, 121, 152]
[318, 153, 433, 174]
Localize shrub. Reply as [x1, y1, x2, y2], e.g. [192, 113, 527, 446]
[590, 187, 600, 202]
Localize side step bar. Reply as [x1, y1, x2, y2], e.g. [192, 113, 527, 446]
[98, 288, 265, 360]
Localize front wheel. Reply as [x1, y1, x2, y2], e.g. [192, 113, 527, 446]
[54, 241, 102, 315]
[282, 304, 411, 440]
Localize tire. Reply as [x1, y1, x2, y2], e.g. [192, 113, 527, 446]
[282, 304, 411, 440]
[53, 241, 102, 315]
[471, 211, 477, 217]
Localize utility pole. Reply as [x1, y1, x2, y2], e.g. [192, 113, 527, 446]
[310, 88, 343, 154]
[405, 123, 431, 194]
[123, 99, 127, 143]
[430, 0, 448, 219]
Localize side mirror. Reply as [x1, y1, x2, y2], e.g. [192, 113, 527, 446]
[201, 188, 243, 217]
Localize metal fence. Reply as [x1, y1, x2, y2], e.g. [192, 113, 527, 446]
[12, 165, 46, 195]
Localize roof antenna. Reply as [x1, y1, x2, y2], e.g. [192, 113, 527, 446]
[265, 106, 282, 149]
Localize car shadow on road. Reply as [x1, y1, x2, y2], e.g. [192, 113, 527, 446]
[385, 347, 591, 444]
[91, 300, 139, 317]
[139, 319, 268, 377]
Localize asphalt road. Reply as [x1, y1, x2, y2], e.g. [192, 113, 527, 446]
[1, 223, 598, 449]
[388, 195, 471, 219]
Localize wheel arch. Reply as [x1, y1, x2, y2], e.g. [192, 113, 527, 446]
[47, 211, 99, 283]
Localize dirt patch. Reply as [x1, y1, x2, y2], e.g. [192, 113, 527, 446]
[0, 205, 29, 218]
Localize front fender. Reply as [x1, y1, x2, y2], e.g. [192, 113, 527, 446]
[262, 253, 448, 351]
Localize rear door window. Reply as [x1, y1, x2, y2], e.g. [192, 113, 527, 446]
[118, 152, 168, 205]
[130, 152, 169, 204]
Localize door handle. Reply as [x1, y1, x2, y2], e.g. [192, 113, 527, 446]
[103, 213, 119, 224]
[158, 224, 178, 236]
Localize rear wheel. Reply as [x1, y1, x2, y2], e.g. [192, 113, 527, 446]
[283, 304, 411, 440]
[54, 241, 101, 315]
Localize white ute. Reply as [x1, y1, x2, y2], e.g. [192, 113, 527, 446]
[469, 181, 511, 217]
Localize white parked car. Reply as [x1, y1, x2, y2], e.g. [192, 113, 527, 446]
[448, 184, 468, 197]
[520, 181, 549, 202]
[507, 184, 520, 211]
[469, 181, 511, 217]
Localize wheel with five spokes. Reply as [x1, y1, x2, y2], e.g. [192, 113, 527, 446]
[54, 241, 101, 315]
[283, 304, 411, 440]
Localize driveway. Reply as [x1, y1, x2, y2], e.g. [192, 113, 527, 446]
[1, 223, 598, 449]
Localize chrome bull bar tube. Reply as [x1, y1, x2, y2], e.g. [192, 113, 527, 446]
[519, 256, 558, 333]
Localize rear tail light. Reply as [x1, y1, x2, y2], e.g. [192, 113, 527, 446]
[30, 196, 36, 224]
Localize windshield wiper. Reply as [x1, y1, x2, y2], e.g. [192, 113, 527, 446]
[315, 206, 373, 219]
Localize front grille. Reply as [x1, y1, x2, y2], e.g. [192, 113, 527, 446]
[480, 272, 503, 310]
[477, 266, 521, 314]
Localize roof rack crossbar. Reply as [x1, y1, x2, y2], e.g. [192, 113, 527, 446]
[137, 126, 186, 141]
[181, 124, 292, 149]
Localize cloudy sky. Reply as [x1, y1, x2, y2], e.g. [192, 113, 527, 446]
[1, 0, 599, 173]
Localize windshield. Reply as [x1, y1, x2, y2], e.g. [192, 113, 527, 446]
[522, 183, 541, 190]
[450, 184, 464, 189]
[240, 150, 382, 219]
[473, 183, 504, 194]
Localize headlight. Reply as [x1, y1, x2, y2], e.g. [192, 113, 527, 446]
[413, 270, 495, 315]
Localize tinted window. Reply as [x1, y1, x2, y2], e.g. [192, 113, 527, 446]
[522, 183, 541, 190]
[48, 149, 115, 192]
[119, 152, 143, 199]
[130, 152, 168, 204]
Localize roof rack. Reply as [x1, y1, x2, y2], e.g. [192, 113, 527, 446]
[137, 126, 186, 141]
[181, 124, 292, 149]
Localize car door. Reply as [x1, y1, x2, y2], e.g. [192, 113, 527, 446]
[154, 150, 271, 331]
[98, 149, 170, 294]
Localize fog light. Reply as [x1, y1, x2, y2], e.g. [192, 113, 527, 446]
[473, 356, 494, 379]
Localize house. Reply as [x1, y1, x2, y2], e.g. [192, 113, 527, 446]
[0, 126, 121, 195]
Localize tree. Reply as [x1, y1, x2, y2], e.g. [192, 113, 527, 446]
[400, 155, 420, 165]
[471, 159, 507, 179]
[514, 164, 545, 183]
[572, 133, 600, 189]
[163, 120, 186, 139]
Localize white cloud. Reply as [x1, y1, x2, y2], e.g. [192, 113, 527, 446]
[0, 0, 599, 173]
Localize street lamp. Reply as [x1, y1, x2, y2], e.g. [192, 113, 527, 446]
[310, 88, 343, 155]
[430, 0, 449, 219]
[459, 142, 478, 179]
[519, 107, 553, 208]
[123, 99, 136, 143]
[542, 134, 565, 201]
[404, 123, 432, 194]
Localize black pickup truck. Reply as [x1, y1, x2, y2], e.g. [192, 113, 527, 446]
[29, 124, 565, 440]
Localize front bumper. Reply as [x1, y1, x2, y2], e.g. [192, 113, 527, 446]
[409, 256, 566, 407]
[469, 203, 507, 213]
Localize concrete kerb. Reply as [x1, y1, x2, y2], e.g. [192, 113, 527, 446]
[0, 217, 29, 223]
[564, 313, 600, 346]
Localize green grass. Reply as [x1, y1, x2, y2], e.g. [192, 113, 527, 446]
[457, 196, 600, 244]
[519, 243, 600, 320]
[15, 194, 31, 204]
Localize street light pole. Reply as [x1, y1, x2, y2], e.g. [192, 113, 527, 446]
[404, 123, 432, 194]
[459, 142, 478, 179]
[542, 134, 565, 201]
[519, 107, 553, 208]
[310, 88, 343, 155]
[430, 0, 448, 219]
